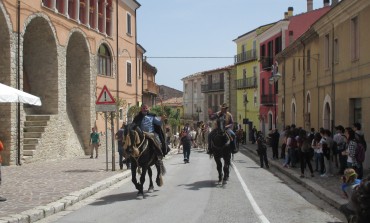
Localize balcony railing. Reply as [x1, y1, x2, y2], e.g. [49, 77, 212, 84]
[201, 82, 224, 93]
[143, 80, 159, 95]
[260, 57, 273, 71]
[235, 77, 257, 89]
[260, 94, 274, 106]
[234, 49, 257, 64]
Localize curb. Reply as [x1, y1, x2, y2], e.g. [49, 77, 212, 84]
[242, 145, 347, 209]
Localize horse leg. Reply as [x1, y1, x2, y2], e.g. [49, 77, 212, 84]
[147, 166, 154, 193]
[155, 161, 163, 187]
[214, 156, 223, 183]
[223, 152, 232, 183]
[131, 165, 140, 191]
[137, 167, 147, 197]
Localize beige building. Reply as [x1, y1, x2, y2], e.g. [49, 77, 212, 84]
[0, 0, 142, 165]
[277, 0, 370, 168]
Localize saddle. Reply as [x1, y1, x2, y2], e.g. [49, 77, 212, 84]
[143, 132, 163, 156]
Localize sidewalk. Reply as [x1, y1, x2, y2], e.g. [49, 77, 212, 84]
[241, 143, 370, 210]
[0, 152, 134, 223]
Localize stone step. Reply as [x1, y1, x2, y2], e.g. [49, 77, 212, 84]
[23, 144, 37, 150]
[24, 126, 45, 133]
[26, 115, 51, 121]
[23, 138, 39, 144]
[24, 132, 42, 138]
[24, 121, 48, 127]
[23, 150, 35, 156]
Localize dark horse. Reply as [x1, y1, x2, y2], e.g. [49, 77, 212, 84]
[209, 116, 232, 184]
[124, 123, 166, 197]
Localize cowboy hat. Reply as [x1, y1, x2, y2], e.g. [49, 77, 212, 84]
[220, 103, 229, 109]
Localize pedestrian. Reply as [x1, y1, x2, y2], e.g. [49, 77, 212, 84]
[321, 129, 334, 177]
[0, 139, 6, 201]
[351, 174, 370, 223]
[270, 128, 280, 159]
[178, 130, 192, 163]
[334, 125, 347, 175]
[251, 126, 257, 144]
[89, 127, 100, 159]
[298, 130, 314, 178]
[115, 122, 130, 170]
[256, 131, 269, 169]
[353, 123, 367, 179]
[343, 127, 359, 175]
[339, 168, 361, 222]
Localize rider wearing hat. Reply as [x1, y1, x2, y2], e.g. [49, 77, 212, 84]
[207, 103, 238, 154]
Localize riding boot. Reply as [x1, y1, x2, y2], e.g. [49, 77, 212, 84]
[231, 141, 238, 154]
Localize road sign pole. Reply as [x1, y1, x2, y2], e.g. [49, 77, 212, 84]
[111, 112, 115, 171]
[105, 112, 108, 171]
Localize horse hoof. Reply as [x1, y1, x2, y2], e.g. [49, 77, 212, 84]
[148, 187, 154, 193]
[137, 192, 144, 198]
[222, 180, 228, 185]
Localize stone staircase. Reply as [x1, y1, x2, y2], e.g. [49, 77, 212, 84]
[23, 115, 50, 162]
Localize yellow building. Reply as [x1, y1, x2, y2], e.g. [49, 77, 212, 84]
[277, 0, 370, 168]
[233, 24, 274, 140]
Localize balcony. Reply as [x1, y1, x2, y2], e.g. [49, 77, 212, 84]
[201, 82, 224, 93]
[234, 49, 257, 64]
[260, 57, 273, 71]
[260, 94, 274, 106]
[143, 80, 159, 95]
[235, 77, 257, 89]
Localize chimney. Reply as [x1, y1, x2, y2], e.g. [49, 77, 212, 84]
[284, 12, 288, 19]
[287, 7, 294, 17]
[324, 0, 330, 7]
[307, 0, 313, 12]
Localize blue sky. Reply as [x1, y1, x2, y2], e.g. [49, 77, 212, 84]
[137, 0, 325, 91]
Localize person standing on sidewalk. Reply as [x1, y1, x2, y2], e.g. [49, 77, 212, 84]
[256, 131, 269, 169]
[298, 130, 314, 178]
[334, 125, 347, 175]
[353, 123, 366, 179]
[89, 127, 100, 159]
[321, 129, 334, 177]
[343, 127, 359, 175]
[115, 123, 130, 170]
[270, 128, 280, 160]
[312, 132, 323, 174]
[0, 139, 6, 201]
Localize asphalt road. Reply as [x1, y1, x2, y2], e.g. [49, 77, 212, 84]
[38, 149, 342, 223]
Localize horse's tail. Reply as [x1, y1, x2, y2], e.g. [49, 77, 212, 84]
[158, 159, 166, 176]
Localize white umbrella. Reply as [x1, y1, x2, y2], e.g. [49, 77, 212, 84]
[0, 82, 42, 106]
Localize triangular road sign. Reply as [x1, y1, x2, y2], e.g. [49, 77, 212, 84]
[96, 85, 116, 105]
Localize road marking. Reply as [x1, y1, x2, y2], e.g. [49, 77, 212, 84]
[232, 162, 270, 223]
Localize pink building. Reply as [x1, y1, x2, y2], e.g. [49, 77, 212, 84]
[258, 1, 330, 134]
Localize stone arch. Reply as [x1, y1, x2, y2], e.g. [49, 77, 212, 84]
[23, 14, 58, 114]
[0, 1, 14, 164]
[323, 94, 332, 129]
[291, 98, 296, 125]
[66, 29, 91, 150]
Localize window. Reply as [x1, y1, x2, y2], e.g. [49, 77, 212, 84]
[98, 44, 112, 76]
[194, 83, 197, 94]
[351, 17, 359, 61]
[325, 34, 330, 68]
[298, 59, 301, 72]
[126, 61, 132, 84]
[351, 98, 362, 124]
[208, 95, 212, 108]
[254, 90, 257, 107]
[307, 49, 311, 72]
[334, 38, 339, 63]
[127, 13, 132, 35]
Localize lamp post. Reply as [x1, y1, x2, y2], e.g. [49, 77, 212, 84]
[196, 107, 202, 122]
[269, 61, 281, 130]
[243, 91, 248, 144]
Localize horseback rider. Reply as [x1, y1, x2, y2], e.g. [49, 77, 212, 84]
[207, 103, 238, 154]
[132, 104, 169, 159]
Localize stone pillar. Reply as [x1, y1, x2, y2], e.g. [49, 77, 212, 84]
[75, 0, 80, 23]
[85, 0, 90, 27]
[94, 0, 99, 31]
[51, 0, 57, 11]
[64, 0, 69, 17]
[102, 0, 107, 34]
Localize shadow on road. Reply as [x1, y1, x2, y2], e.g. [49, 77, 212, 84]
[179, 180, 218, 190]
[89, 190, 160, 206]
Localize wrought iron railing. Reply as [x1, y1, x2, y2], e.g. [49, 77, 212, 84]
[260, 94, 274, 106]
[235, 77, 257, 89]
[234, 49, 257, 64]
[201, 82, 224, 93]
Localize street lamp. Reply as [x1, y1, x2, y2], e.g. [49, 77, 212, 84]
[269, 61, 281, 130]
[243, 91, 248, 144]
[196, 107, 202, 122]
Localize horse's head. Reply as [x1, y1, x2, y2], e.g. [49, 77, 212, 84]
[211, 115, 229, 150]
[123, 123, 145, 157]
[216, 115, 226, 132]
